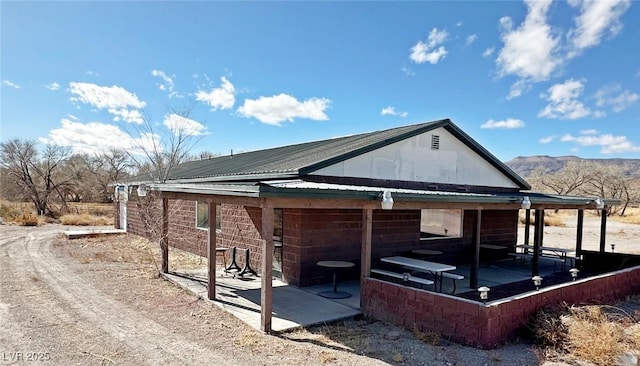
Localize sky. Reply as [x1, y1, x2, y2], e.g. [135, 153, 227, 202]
[1, 0, 639, 163]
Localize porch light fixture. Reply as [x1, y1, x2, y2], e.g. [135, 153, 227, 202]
[611, 243, 616, 252]
[402, 272, 410, 282]
[137, 184, 148, 197]
[594, 198, 605, 210]
[532, 275, 543, 290]
[381, 190, 394, 210]
[569, 268, 579, 281]
[478, 286, 490, 302]
[521, 196, 531, 210]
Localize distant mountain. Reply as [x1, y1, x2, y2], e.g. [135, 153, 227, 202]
[505, 155, 640, 178]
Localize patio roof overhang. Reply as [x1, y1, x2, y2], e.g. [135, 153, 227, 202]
[145, 179, 616, 210]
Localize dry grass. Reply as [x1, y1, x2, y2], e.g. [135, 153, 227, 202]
[0, 200, 114, 224]
[412, 325, 441, 345]
[532, 303, 640, 366]
[613, 207, 640, 225]
[59, 213, 113, 226]
[519, 212, 567, 227]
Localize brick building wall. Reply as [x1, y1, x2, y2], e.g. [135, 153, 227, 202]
[362, 265, 640, 348]
[119, 196, 520, 287]
[123, 195, 211, 257]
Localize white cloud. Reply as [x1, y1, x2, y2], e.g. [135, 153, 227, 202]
[595, 85, 639, 112]
[539, 135, 555, 144]
[480, 118, 525, 129]
[237, 94, 331, 126]
[69, 82, 146, 124]
[40, 118, 157, 155]
[151, 69, 181, 98]
[401, 66, 415, 76]
[580, 129, 598, 135]
[560, 131, 640, 154]
[538, 79, 591, 119]
[482, 47, 495, 58]
[465, 34, 478, 46]
[163, 113, 208, 136]
[409, 28, 449, 65]
[85, 70, 100, 77]
[46, 82, 60, 90]
[496, 0, 561, 98]
[507, 80, 531, 100]
[2, 80, 20, 89]
[567, 0, 631, 58]
[381, 106, 408, 117]
[195, 76, 236, 110]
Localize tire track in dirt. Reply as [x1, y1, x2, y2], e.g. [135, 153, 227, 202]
[1, 226, 231, 365]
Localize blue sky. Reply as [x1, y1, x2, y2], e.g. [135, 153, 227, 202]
[1, 0, 638, 162]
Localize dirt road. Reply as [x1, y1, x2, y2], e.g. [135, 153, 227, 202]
[0, 225, 245, 365]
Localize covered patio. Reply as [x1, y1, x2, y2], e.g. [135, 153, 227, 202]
[158, 256, 561, 331]
[149, 181, 615, 332]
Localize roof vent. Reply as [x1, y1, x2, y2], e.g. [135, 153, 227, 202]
[431, 135, 440, 150]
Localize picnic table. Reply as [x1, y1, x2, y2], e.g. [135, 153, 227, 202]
[381, 256, 458, 292]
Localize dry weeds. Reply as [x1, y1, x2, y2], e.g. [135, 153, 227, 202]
[533, 303, 640, 366]
[59, 213, 113, 226]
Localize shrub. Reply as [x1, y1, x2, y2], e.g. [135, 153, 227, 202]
[18, 212, 40, 226]
[0, 203, 22, 221]
[531, 303, 640, 366]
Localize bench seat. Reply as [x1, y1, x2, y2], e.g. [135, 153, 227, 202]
[371, 269, 434, 286]
[440, 272, 465, 294]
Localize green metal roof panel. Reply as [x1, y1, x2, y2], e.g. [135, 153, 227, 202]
[164, 119, 451, 181]
[140, 119, 529, 189]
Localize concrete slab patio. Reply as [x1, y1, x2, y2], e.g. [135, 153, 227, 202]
[162, 269, 361, 332]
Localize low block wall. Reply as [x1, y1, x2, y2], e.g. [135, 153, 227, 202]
[362, 265, 640, 348]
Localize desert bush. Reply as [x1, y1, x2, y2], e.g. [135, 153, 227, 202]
[530, 303, 571, 349]
[531, 303, 640, 366]
[59, 214, 112, 226]
[0, 202, 23, 221]
[17, 212, 40, 226]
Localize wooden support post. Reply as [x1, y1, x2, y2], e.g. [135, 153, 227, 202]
[207, 202, 217, 300]
[524, 209, 531, 245]
[161, 197, 169, 274]
[576, 209, 584, 258]
[360, 209, 373, 308]
[260, 207, 274, 334]
[531, 210, 542, 276]
[599, 209, 607, 253]
[470, 209, 481, 289]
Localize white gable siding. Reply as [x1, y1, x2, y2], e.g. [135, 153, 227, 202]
[310, 127, 518, 188]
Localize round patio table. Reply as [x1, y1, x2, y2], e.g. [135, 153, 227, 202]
[316, 260, 355, 299]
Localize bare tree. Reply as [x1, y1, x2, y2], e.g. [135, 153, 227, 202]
[119, 104, 206, 273]
[0, 139, 71, 216]
[127, 104, 204, 182]
[538, 161, 594, 195]
[579, 163, 633, 216]
[92, 149, 132, 202]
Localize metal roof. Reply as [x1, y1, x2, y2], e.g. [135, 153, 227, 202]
[132, 119, 531, 190]
[152, 179, 610, 208]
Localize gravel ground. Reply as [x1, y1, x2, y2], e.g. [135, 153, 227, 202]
[1, 215, 637, 365]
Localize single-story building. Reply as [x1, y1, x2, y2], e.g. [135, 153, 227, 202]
[114, 118, 639, 348]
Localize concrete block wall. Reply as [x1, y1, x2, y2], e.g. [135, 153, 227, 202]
[124, 195, 213, 258]
[362, 265, 640, 348]
[218, 205, 264, 274]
